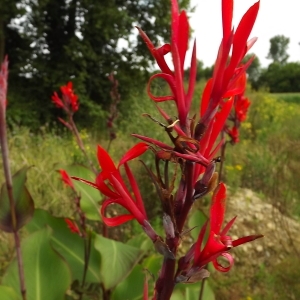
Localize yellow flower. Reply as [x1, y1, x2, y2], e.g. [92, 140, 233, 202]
[235, 164, 243, 171]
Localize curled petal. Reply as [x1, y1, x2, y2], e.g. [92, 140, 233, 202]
[147, 73, 176, 102]
[212, 252, 234, 272]
[101, 199, 135, 226]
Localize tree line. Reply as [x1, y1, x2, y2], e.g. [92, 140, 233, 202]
[190, 35, 300, 93]
[0, 0, 191, 129]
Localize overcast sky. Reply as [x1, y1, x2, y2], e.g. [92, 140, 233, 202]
[188, 0, 300, 67]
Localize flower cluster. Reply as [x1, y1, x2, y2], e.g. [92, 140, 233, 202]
[68, 0, 262, 298]
[223, 72, 251, 143]
[52, 81, 79, 114]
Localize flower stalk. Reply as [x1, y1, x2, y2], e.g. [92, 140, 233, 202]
[0, 57, 27, 300]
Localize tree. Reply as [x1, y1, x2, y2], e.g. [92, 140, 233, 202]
[267, 35, 290, 65]
[242, 53, 261, 89]
[4, 0, 192, 129]
[256, 62, 300, 93]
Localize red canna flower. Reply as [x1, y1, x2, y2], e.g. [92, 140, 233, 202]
[72, 142, 149, 226]
[58, 169, 75, 189]
[200, 0, 259, 126]
[226, 125, 239, 144]
[65, 218, 81, 235]
[235, 95, 251, 122]
[137, 0, 196, 130]
[191, 183, 262, 273]
[52, 81, 79, 114]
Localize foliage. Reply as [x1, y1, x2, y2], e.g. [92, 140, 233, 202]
[242, 53, 261, 88]
[3, 0, 300, 299]
[3, 0, 191, 130]
[255, 62, 300, 93]
[223, 92, 300, 216]
[266, 35, 290, 65]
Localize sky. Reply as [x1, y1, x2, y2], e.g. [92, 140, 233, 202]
[187, 0, 300, 67]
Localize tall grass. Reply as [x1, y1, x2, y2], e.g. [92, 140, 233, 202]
[223, 91, 300, 218]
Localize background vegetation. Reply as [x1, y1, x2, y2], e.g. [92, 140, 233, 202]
[0, 1, 300, 298]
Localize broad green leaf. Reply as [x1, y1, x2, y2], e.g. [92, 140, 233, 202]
[0, 286, 21, 300]
[2, 227, 71, 300]
[142, 254, 163, 276]
[26, 209, 101, 282]
[127, 232, 153, 252]
[59, 164, 102, 221]
[188, 210, 208, 240]
[172, 281, 215, 300]
[95, 235, 143, 290]
[111, 264, 145, 300]
[171, 290, 185, 300]
[0, 167, 34, 232]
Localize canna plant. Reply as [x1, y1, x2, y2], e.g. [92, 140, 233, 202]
[71, 0, 263, 299]
[0, 0, 264, 300]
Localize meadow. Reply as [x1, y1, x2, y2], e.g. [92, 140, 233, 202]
[0, 84, 300, 299]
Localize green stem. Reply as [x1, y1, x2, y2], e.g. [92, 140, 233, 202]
[69, 116, 98, 175]
[198, 273, 206, 300]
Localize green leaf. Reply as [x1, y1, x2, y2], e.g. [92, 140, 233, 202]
[2, 227, 71, 300]
[172, 281, 215, 300]
[0, 286, 21, 300]
[142, 254, 163, 276]
[111, 264, 145, 300]
[0, 167, 34, 232]
[60, 164, 102, 221]
[95, 234, 143, 290]
[188, 210, 208, 240]
[127, 232, 153, 252]
[26, 209, 101, 282]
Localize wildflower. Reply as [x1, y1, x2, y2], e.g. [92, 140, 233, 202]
[52, 81, 79, 114]
[58, 169, 75, 189]
[137, 0, 196, 130]
[65, 218, 81, 235]
[177, 183, 262, 281]
[199, 0, 259, 127]
[72, 142, 149, 226]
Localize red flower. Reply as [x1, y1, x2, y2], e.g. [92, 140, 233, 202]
[227, 125, 239, 144]
[58, 169, 75, 189]
[52, 82, 79, 113]
[190, 183, 262, 274]
[235, 95, 251, 122]
[200, 0, 259, 126]
[137, 0, 196, 130]
[65, 218, 80, 235]
[72, 142, 149, 226]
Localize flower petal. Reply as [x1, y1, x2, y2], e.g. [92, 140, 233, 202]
[101, 199, 135, 226]
[210, 183, 226, 234]
[118, 143, 149, 166]
[212, 252, 234, 272]
[97, 145, 116, 172]
[232, 234, 263, 247]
